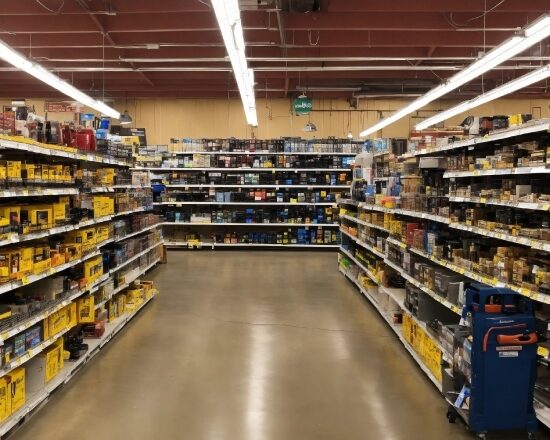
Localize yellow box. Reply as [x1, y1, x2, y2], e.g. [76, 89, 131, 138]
[77, 295, 95, 323]
[6, 161, 21, 180]
[52, 201, 68, 224]
[97, 168, 115, 186]
[93, 196, 115, 217]
[0, 164, 6, 181]
[7, 367, 25, 414]
[41, 165, 50, 182]
[64, 302, 77, 331]
[21, 164, 37, 181]
[45, 339, 64, 382]
[65, 228, 96, 253]
[95, 224, 111, 244]
[20, 205, 52, 230]
[0, 377, 10, 422]
[32, 245, 51, 275]
[107, 299, 117, 322]
[116, 294, 126, 317]
[83, 255, 103, 284]
[0, 206, 19, 230]
[52, 165, 63, 182]
[59, 243, 81, 262]
[61, 166, 73, 183]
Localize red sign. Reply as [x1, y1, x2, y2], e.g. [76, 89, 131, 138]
[44, 101, 83, 113]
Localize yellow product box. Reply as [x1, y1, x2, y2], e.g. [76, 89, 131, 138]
[64, 302, 77, 331]
[0, 377, 10, 422]
[65, 228, 96, 253]
[45, 339, 64, 382]
[116, 294, 126, 317]
[6, 161, 21, 180]
[0, 251, 11, 280]
[52, 199, 69, 224]
[61, 165, 73, 183]
[21, 164, 37, 181]
[7, 367, 25, 414]
[83, 255, 103, 284]
[51, 165, 63, 182]
[44, 311, 64, 340]
[95, 224, 111, 244]
[41, 165, 51, 182]
[93, 196, 115, 217]
[77, 295, 95, 323]
[59, 243, 82, 262]
[97, 168, 115, 186]
[0, 205, 19, 229]
[0, 164, 6, 180]
[107, 299, 117, 322]
[32, 245, 51, 275]
[20, 205, 52, 230]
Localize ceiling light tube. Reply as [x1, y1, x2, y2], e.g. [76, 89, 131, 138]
[415, 64, 550, 130]
[0, 39, 120, 119]
[359, 14, 550, 137]
[211, 0, 258, 126]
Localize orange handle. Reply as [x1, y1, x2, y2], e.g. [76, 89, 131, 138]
[496, 332, 538, 346]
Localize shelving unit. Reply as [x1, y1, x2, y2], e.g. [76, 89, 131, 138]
[338, 118, 550, 428]
[0, 136, 162, 435]
[140, 138, 361, 249]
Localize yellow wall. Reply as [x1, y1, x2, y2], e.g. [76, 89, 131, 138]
[2, 97, 548, 145]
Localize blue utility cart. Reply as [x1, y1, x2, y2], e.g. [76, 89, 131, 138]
[446, 285, 539, 439]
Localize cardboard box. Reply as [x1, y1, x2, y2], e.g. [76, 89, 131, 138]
[77, 295, 95, 323]
[7, 367, 25, 414]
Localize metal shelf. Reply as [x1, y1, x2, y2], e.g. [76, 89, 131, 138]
[154, 201, 336, 206]
[136, 167, 351, 172]
[448, 196, 549, 212]
[340, 228, 386, 258]
[0, 187, 78, 198]
[444, 166, 549, 178]
[401, 119, 550, 158]
[0, 137, 132, 166]
[340, 214, 390, 233]
[163, 184, 350, 189]
[165, 241, 338, 249]
[162, 222, 339, 227]
[0, 295, 156, 436]
[167, 150, 359, 156]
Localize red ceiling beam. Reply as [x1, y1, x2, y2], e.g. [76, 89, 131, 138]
[327, 0, 550, 13]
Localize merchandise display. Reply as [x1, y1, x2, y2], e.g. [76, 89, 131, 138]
[0, 130, 162, 436]
[138, 139, 361, 249]
[339, 116, 550, 434]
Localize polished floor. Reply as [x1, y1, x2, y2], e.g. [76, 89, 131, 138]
[10, 251, 547, 440]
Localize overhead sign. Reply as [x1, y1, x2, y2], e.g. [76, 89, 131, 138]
[294, 96, 313, 115]
[44, 101, 83, 113]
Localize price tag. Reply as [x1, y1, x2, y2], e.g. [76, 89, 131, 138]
[479, 197, 487, 203]
[21, 276, 30, 285]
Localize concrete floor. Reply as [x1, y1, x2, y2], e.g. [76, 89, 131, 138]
[10, 251, 548, 440]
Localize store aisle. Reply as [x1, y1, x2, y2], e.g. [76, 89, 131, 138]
[10, 252, 544, 440]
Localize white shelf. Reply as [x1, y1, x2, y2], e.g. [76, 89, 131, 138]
[340, 214, 390, 233]
[114, 223, 161, 241]
[444, 166, 549, 178]
[448, 196, 549, 211]
[340, 228, 386, 258]
[168, 150, 359, 156]
[402, 119, 550, 158]
[135, 167, 351, 172]
[0, 214, 113, 249]
[113, 206, 151, 217]
[357, 203, 450, 225]
[0, 187, 78, 198]
[0, 137, 131, 167]
[0, 295, 156, 436]
[162, 222, 338, 228]
[108, 241, 164, 275]
[95, 258, 160, 311]
[338, 198, 359, 206]
[88, 185, 150, 193]
[449, 222, 550, 252]
[164, 184, 350, 189]
[339, 247, 379, 284]
[0, 247, 105, 296]
[165, 241, 338, 249]
[338, 267, 443, 391]
[154, 201, 336, 206]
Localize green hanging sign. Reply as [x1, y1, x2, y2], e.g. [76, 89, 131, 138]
[294, 96, 313, 115]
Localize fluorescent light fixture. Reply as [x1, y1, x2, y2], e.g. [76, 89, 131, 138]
[415, 64, 550, 130]
[0, 39, 120, 119]
[211, 0, 258, 126]
[359, 14, 550, 137]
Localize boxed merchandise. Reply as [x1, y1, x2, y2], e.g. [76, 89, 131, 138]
[65, 228, 96, 253]
[95, 224, 112, 244]
[20, 204, 52, 230]
[6, 367, 25, 414]
[83, 255, 103, 285]
[77, 295, 95, 323]
[25, 338, 64, 394]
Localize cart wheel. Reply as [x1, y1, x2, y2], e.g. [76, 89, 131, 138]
[528, 432, 537, 440]
[446, 407, 457, 423]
